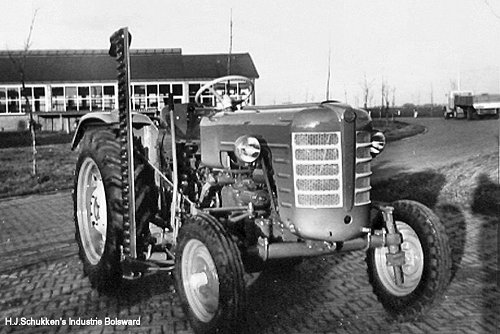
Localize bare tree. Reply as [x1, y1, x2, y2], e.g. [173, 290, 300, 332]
[8, 9, 39, 176]
[384, 83, 390, 111]
[380, 79, 386, 117]
[360, 73, 374, 109]
[381, 79, 391, 121]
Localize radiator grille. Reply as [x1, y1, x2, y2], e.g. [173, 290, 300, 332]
[296, 179, 340, 191]
[355, 131, 372, 205]
[296, 164, 339, 176]
[292, 132, 343, 208]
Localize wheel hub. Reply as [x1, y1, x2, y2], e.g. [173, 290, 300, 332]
[402, 241, 421, 276]
[182, 239, 219, 323]
[76, 158, 108, 265]
[374, 221, 424, 296]
[89, 182, 106, 236]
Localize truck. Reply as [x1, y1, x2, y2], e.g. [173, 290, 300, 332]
[444, 90, 500, 120]
[72, 28, 451, 333]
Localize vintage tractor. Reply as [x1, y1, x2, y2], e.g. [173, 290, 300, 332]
[73, 28, 451, 333]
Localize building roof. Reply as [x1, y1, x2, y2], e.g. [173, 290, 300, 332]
[0, 49, 259, 84]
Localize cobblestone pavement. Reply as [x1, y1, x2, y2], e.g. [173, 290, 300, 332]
[0, 191, 498, 334]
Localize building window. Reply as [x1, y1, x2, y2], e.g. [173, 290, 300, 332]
[33, 87, 46, 112]
[188, 83, 201, 103]
[65, 86, 78, 111]
[147, 84, 158, 109]
[91, 86, 103, 111]
[20, 87, 32, 112]
[133, 84, 146, 110]
[103, 85, 115, 110]
[188, 81, 252, 108]
[78, 87, 90, 111]
[51, 87, 65, 111]
[7, 87, 20, 113]
[189, 82, 214, 106]
[132, 82, 184, 111]
[159, 84, 170, 109]
[0, 85, 47, 113]
[172, 84, 183, 103]
[48, 84, 116, 112]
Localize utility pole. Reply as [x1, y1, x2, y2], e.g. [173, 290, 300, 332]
[326, 38, 332, 101]
[226, 8, 233, 76]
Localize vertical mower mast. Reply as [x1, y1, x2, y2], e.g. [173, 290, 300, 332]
[109, 28, 137, 261]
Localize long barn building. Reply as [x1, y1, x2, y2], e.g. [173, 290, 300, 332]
[0, 49, 259, 132]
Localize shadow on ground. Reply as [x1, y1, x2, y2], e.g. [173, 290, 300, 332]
[470, 174, 500, 329]
[471, 173, 500, 218]
[371, 170, 445, 207]
[434, 204, 467, 279]
[372, 170, 467, 280]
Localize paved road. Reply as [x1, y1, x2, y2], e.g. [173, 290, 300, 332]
[372, 117, 499, 181]
[0, 118, 499, 334]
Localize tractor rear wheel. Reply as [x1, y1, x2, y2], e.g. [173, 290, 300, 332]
[74, 128, 156, 292]
[175, 213, 246, 333]
[366, 200, 451, 320]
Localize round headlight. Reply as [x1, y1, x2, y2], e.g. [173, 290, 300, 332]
[370, 131, 386, 157]
[234, 135, 261, 163]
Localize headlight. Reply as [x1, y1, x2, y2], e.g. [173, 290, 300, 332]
[370, 131, 386, 157]
[234, 135, 261, 163]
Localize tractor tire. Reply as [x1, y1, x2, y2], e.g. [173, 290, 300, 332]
[175, 213, 246, 334]
[73, 128, 156, 292]
[366, 200, 451, 321]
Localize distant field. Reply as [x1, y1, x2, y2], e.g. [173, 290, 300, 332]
[0, 119, 422, 199]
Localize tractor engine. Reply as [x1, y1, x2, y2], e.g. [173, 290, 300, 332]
[220, 175, 271, 209]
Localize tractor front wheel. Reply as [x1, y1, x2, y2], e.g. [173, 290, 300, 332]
[366, 200, 451, 320]
[175, 214, 246, 333]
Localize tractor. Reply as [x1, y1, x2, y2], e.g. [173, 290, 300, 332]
[73, 28, 451, 333]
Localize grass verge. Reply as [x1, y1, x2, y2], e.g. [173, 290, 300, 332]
[0, 144, 77, 199]
[0, 131, 74, 149]
[372, 119, 426, 142]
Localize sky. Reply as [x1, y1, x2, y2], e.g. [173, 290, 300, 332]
[1, 0, 500, 106]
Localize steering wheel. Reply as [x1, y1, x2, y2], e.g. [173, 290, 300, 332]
[194, 75, 254, 111]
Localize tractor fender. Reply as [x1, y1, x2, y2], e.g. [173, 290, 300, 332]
[71, 111, 154, 150]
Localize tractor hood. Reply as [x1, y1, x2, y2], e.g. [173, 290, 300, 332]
[200, 101, 371, 168]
